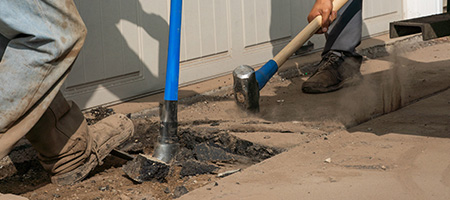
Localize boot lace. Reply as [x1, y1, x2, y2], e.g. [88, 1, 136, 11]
[318, 52, 343, 71]
[92, 143, 104, 165]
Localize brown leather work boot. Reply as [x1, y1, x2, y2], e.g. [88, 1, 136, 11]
[26, 92, 134, 185]
[302, 51, 363, 94]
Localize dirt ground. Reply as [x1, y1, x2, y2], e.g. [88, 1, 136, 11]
[0, 35, 449, 200]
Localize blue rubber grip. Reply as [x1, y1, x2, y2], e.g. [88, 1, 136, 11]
[255, 59, 279, 90]
[164, 0, 183, 101]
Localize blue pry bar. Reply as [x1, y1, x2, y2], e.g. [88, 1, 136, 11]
[164, 0, 183, 101]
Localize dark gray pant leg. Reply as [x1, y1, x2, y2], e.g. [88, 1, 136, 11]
[0, 34, 7, 60]
[323, 0, 363, 55]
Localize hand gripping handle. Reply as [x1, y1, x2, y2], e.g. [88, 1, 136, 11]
[273, 0, 349, 66]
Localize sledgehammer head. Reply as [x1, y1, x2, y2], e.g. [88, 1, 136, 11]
[233, 65, 260, 112]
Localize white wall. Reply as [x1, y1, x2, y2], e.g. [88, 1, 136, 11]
[403, 0, 443, 19]
[67, 0, 405, 109]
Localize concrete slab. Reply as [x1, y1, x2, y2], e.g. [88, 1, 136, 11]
[180, 89, 450, 200]
[2, 34, 449, 200]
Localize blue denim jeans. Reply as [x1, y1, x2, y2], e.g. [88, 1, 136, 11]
[0, 0, 86, 132]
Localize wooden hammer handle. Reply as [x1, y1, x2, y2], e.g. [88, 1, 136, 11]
[273, 0, 349, 66]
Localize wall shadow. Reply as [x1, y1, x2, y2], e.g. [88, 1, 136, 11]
[71, 0, 200, 109]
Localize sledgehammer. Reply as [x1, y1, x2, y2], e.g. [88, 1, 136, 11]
[233, 0, 348, 112]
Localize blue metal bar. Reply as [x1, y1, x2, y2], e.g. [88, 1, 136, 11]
[164, 0, 183, 101]
[154, 0, 183, 163]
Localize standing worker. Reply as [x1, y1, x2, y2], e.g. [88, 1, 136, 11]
[0, 1, 134, 198]
[302, 0, 364, 93]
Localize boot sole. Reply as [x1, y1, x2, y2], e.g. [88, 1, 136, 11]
[302, 74, 363, 94]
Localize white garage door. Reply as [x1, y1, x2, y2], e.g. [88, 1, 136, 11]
[64, 0, 403, 109]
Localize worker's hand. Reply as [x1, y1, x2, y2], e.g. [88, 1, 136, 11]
[308, 0, 338, 34]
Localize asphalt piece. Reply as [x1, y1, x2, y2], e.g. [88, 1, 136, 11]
[179, 159, 218, 177]
[122, 154, 170, 183]
[193, 144, 235, 162]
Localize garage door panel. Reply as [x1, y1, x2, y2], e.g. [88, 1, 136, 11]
[180, 0, 230, 61]
[243, 0, 291, 47]
[243, 0, 257, 47]
[198, 0, 216, 57]
[102, 0, 128, 78]
[182, 0, 202, 60]
[69, 0, 143, 88]
[71, 0, 104, 86]
[66, 0, 404, 109]
[214, 0, 230, 53]
[270, 0, 291, 40]
[362, 0, 402, 37]
[119, 0, 141, 74]
[364, 0, 399, 19]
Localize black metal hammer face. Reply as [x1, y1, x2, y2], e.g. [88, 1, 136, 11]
[232, 0, 348, 112]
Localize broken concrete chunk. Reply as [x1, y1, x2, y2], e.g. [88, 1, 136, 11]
[173, 147, 195, 163]
[180, 160, 218, 177]
[0, 156, 17, 180]
[122, 154, 170, 183]
[193, 143, 234, 162]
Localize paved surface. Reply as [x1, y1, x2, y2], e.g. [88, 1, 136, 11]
[1, 34, 449, 200]
[177, 35, 450, 200]
[181, 89, 450, 200]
